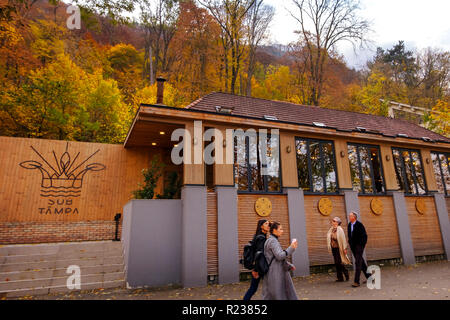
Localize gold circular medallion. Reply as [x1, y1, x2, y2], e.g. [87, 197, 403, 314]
[318, 198, 333, 216]
[255, 197, 272, 217]
[370, 198, 383, 215]
[415, 198, 426, 215]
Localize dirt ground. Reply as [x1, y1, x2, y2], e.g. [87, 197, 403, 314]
[8, 260, 450, 300]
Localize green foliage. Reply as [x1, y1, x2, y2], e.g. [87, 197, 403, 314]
[156, 171, 182, 199]
[132, 156, 166, 200]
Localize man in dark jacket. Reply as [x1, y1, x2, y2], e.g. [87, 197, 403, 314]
[348, 211, 371, 287]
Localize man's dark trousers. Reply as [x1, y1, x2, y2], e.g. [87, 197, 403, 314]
[351, 244, 369, 284]
[348, 220, 370, 284]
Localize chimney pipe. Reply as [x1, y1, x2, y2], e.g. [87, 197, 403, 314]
[156, 77, 166, 104]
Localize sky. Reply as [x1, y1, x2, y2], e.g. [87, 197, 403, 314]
[264, 0, 450, 69]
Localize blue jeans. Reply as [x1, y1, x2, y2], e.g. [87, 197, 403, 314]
[243, 276, 261, 300]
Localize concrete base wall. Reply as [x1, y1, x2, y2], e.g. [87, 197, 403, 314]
[122, 200, 182, 288]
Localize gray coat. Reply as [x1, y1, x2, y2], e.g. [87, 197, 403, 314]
[262, 235, 298, 300]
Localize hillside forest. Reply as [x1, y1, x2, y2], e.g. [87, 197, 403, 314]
[1, 0, 449, 144]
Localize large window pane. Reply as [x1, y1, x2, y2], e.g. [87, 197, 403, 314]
[234, 136, 248, 191]
[296, 140, 310, 191]
[265, 134, 281, 192]
[348, 145, 362, 192]
[431, 152, 450, 196]
[310, 141, 324, 192]
[359, 147, 374, 193]
[411, 151, 426, 195]
[295, 138, 338, 193]
[348, 144, 385, 194]
[432, 153, 445, 194]
[393, 149, 405, 192]
[392, 148, 427, 195]
[442, 154, 450, 194]
[402, 150, 415, 194]
[234, 132, 280, 193]
[323, 142, 337, 193]
[249, 136, 264, 191]
[370, 147, 385, 193]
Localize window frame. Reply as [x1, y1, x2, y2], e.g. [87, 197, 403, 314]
[233, 133, 282, 194]
[431, 151, 450, 196]
[347, 143, 386, 195]
[295, 137, 339, 194]
[392, 147, 428, 196]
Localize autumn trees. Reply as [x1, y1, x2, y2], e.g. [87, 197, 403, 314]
[289, 0, 370, 106]
[0, 0, 448, 141]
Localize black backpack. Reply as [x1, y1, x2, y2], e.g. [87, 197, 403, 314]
[241, 235, 273, 274]
[241, 239, 257, 270]
[254, 250, 274, 277]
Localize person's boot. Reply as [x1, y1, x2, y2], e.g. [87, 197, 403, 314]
[352, 282, 360, 287]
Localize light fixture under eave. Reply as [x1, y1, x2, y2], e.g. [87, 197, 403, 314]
[159, 131, 165, 135]
[397, 133, 408, 138]
[422, 136, 433, 142]
[151, 142, 157, 146]
[356, 126, 367, 132]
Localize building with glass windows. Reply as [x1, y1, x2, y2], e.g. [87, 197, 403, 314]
[1, 89, 449, 288]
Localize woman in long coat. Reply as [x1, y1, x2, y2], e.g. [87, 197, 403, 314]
[262, 222, 298, 300]
[326, 217, 351, 281]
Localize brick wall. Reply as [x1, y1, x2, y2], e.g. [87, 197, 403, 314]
[0, 221, 122, 244]
[237, 194, 290, 272]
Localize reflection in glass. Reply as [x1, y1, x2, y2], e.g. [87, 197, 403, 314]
[443, 154, 450, 194]
[393, 149, 404, 192]
[432, 153, 445, 194]
[348, 144, 385, 194]
[431, 152, 450, 196]
[296, 140, 310, 191]
[323, 143, 337, 193]
[370, 147, 384, 193]
[234, 133, 280, 192]
[310, 141, 323, 193]
[295, 138, 338, 193]
[234, 136, 248, 191]
[348, 145, 362, 192]
[392, 148, 427, 195]
[411, 151, 426, 194]
[402, 150, 415, 194]
[359, 147, 374, 193]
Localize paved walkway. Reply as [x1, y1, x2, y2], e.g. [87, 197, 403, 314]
[6, 260, 450, 300]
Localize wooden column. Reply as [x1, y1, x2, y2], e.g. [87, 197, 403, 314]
[183, 121, 205, 185]
[379, 143, 399, 191]
[333, 139, 353, 190]
[280, 132, 298, 188]
[213, 126, 234, 186]
[420, 148, 438, 192]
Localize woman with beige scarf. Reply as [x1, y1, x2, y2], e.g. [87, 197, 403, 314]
[327, 217, 351, 282]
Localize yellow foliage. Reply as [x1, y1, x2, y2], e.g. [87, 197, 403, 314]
[430, 100, 450, 137]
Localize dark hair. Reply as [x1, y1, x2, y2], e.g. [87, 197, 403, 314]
[255, 219, 268, 236]
[269, 221, 281, 234]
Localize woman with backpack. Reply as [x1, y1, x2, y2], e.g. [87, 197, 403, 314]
[243, 219, 270, 300]
[262, 221, 298, 300]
